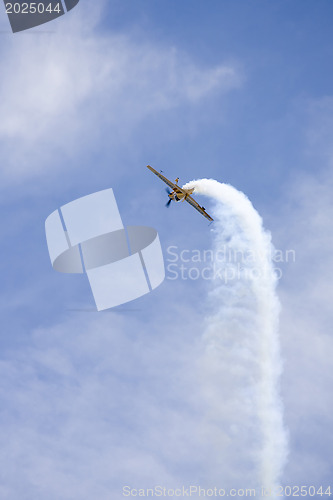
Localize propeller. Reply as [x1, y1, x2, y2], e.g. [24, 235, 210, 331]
[165, 188, 172, 207]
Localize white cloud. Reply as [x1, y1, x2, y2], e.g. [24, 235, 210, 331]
[270, 100, 333, 485]
[0, 310, 227, 499]
[0, 4, 241, 183]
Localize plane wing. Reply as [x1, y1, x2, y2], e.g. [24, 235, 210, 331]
[147, 165, 180, 192]
[185, 195, 214, 222]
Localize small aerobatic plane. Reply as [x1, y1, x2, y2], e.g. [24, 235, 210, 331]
[147, 165, 213, 222]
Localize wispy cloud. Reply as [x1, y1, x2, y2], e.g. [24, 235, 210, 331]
[0, 310, 223, 499]
[0, 4, 241, 184]
[270, 98, 333, 485]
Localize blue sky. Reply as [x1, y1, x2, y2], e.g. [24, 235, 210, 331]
[0, 1, 333, 498]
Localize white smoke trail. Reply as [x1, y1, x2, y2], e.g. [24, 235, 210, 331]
[183, 179, 288, 493]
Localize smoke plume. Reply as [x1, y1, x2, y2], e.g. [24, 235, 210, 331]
[183, 179, 288, 493]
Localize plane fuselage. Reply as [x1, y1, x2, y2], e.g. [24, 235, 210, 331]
[169, 184, 195, 202]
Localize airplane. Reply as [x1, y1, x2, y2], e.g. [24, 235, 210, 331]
[147, 165, 214, 222]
